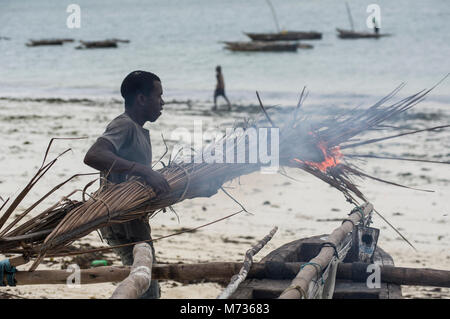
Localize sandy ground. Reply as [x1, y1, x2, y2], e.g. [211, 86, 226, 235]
[0, 97, 449, 299]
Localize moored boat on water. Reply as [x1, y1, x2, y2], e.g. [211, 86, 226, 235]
[336, 28, 391, 39]
[245, 31, 322, 41]
[223, 41, 299, 52]
[26, 39, 74, 47]
[76, 40, 119, 49]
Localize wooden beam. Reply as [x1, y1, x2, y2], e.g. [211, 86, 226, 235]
[336, 262, 450, 288]
[110, 243, 153, 299]
[12, 262, 252, 285]
[9, 261, 450, 288]
[217, 227, 278, 299]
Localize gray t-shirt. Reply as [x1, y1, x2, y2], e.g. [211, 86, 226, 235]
[98, 112, 152, 185]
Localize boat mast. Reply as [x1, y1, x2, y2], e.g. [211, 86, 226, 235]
[266, 0, 281, 33]
[345, 2, 355, 31]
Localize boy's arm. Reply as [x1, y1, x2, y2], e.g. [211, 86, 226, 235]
[84, 138, 170, 194]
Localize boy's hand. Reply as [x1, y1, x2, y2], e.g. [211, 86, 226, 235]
[133, 164, 171, 195]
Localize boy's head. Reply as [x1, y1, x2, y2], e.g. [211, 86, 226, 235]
[121, 70, 164, 122]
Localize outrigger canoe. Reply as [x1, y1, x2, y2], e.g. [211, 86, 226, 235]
[230, 235, 402, 299]
[336, 28, 391, 39]
[223, 41, 299, 52]
[76, 40, 118, 49]
[245, 31, 322, 41]
[26, 39, 74, 47]
[231, 203, 402, 299]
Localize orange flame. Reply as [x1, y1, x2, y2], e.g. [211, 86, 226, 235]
[294, 143, 343, 172]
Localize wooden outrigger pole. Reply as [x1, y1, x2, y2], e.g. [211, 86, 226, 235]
[5, 261, 449, 288]
[218, 226, 278, 299]
[279, 203, 373, 299]
[110, 243, 153, 299]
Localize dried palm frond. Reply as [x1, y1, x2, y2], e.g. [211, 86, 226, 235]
[0, 84, 448, 270]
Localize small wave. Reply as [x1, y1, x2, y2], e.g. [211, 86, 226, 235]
[0, 95, 212, 108]
[1, 94, 448, 125]
[0, 95, 285, 113]
[0, 114, 74, 121]
[0, 96, 122, 106]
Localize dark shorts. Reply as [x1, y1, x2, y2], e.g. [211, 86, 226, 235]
[100, 217, 160, 299]
[214, 88, 226, 97]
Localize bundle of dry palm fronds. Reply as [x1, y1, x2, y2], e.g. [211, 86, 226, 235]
[1, 84, 449, 270]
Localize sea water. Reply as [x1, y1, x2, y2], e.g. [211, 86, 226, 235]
[0, 0, 449, 105]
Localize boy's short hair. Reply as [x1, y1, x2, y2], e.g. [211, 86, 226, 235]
[120, 71, 161, 108]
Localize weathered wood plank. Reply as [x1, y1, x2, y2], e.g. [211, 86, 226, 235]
[375, 247, 403, 299]
[333, 280, 386, 299]
[218, 227, 278, 299]
[110, 243, 153, 299]
[231, 279, 291, 299]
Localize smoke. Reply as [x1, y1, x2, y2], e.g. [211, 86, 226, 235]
[169, 121, 280, 173]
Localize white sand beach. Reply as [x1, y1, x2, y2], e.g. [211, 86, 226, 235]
[0, 97, 448, 299]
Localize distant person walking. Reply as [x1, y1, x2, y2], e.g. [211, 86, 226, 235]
[213, 65, 231, 111]
[372, 16, 379, 35]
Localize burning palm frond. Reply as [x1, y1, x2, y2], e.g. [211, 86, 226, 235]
[0, 84, 448, 270]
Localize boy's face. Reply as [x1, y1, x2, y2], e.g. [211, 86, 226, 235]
[138, 80, 164, 122]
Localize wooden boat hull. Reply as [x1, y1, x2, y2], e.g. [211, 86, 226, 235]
[25, 39, 74, 47]
[224, 41, 298, 52]
[336, 28, 391, 39]
[26, 40, 64, 47]
[245, 31, 322, 41]
[231, 235, 402, 299]
[77, 40, 118, 49]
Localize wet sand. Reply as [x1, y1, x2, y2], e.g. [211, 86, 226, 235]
[0, 97, 449, 299]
